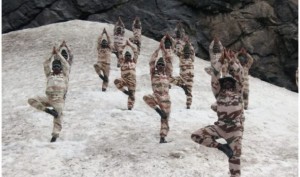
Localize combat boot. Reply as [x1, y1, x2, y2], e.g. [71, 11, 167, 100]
[217, 144, 233, 158]
[123, 90, 129, 95]
[50, 136, 57, 143]
[159, 137, 168, 143]
[180, 84, 189, 95]
[99, 74, 108, 82]
[155, 107, 167, 119]
[45, 108, 58, 118]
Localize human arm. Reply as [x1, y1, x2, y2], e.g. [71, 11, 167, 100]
[43, 48, 54, 78]
[149, 47, 160, 75]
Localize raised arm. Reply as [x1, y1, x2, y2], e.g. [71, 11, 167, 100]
[228, 52, 244, 93]
[55, 48, 70, 77]
[150, 47, 160, 75]
[245, 53, 254, 69]
[44, 51, 53, 78]
[126, 40, 138, 63]
[97, 31, 104, 50]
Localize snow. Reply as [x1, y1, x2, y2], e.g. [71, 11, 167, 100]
[2, 20, 298, 177]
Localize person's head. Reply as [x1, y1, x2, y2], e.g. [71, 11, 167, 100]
[134, 21, 141, 29]
[101, 39, 108, 48]
[238, 54, 247, 65]
[156, 57, 165, 73]
[116, 27, 122, 35]
[213, 39, 221, 54]
[183, 44, 190, 59]
[219, 76, 236, 91]
[125, 51, 132, 62]
[52, 59, 62, 75]
[164, 37, 172, 49]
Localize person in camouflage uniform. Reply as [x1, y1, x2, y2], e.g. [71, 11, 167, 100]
[114, 40, 138, 110]
[94, 28, 114, 92]
[114, 17, 126, 68]
[28, 47, 70, 142]
[143, 47, 171, 143]
[170, 39, 195, 109]
[129, 17, 142, 54]
[160, 34, 175, 81]
[173, 22, 186, 57]
[235, 48, 254, 110]
[191, 49, 244, 177]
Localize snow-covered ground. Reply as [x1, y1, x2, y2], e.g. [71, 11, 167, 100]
[2, 20, 298, 177]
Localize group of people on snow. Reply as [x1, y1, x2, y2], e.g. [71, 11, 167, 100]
[28, 16, 256, 177]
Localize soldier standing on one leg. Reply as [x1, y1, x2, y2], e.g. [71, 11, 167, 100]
[129, 17, 142, 55]
[235, 48, 254, 110]
[170, 39, 195, 109]
[113, 16, 126, 68]
[114, 40, 138, 110]
[173, 22, 186, 57]
[160, 34, 175, 88]
[28, 47, 70, 142]
[143, 46, 171, 143]
[94, 28, 114, 92]
[191, 49, 245, 177]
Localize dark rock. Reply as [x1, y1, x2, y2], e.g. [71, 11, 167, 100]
[2, 0, 298, 92]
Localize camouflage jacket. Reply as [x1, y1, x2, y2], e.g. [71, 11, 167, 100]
[44, 53, 70, 102]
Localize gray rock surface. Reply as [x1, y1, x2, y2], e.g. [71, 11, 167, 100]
[2, 0, 298, 91]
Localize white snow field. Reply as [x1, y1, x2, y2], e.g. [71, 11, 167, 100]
[2, 20, 298, 177]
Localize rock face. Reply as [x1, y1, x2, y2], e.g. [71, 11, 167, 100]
[2, 0, 298, 91]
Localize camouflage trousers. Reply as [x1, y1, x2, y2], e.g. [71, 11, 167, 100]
[28, 96, 64, 138]
[114, 78, 136, 109]
[170, 74, 193, 107]
[143, 94, 171, 137]
[94, 62, 110, 90]
[191, 125, 243, 177]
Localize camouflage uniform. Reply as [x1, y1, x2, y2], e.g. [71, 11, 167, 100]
[114, 18, 126, 67]
[161, 36, 175, 79]
[114, 42, 138, 110]
[204, 39, 225, 99]
[129, 17, 142, 54]
[236, 52, 254, 110]
[191, 59, 245, 177]
[94, 31, 114, 91]
[170, 42, 195, 108]
[143, 48, 171, 138]
[28, 52, 70, 138]
[173, 23, 186, 57]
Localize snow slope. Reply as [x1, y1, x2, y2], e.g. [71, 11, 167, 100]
[2, 20, 298, 177]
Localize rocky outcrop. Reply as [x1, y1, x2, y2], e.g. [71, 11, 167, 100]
[2, 0, 298, 91]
